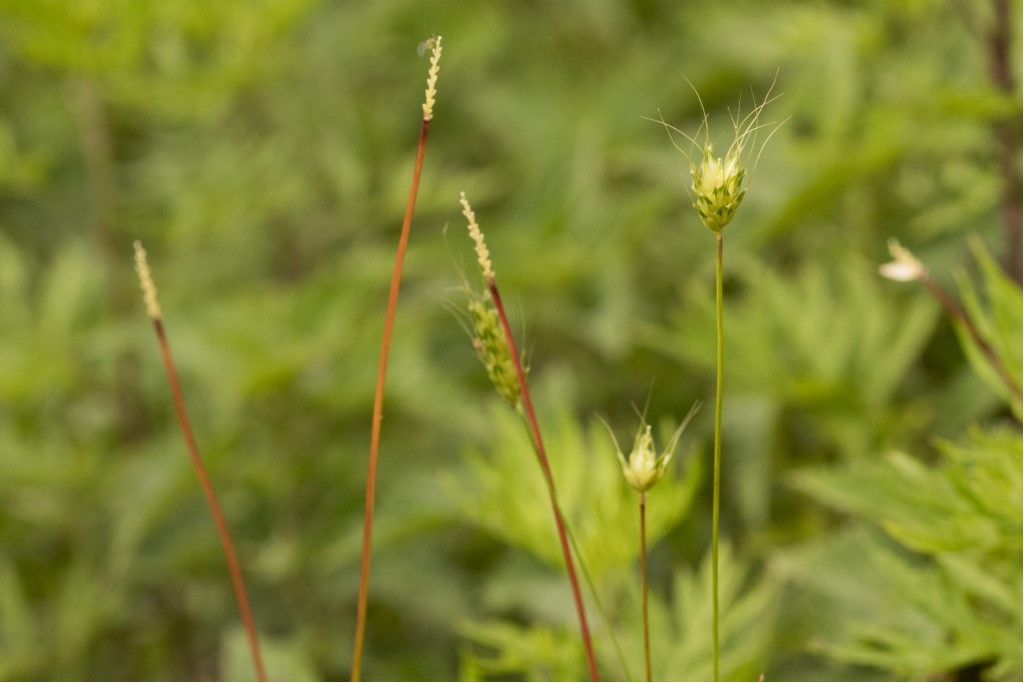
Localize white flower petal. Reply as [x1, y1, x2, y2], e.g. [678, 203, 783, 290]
[879, 261, 924, 282]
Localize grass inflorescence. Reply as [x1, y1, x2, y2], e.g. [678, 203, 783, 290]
[351, 35, 443, 682]
[459, 192, 600, 680]
[133, 241, 267, 682]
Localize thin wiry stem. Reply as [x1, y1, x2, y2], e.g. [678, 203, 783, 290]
[712, 232, 724, 682]
[351, 117, 432, 682]
[921, 274, 1021, 397]
[150, 318, 267, 682]
[639, 492, 652, 682]
[487, 279, 600, 681]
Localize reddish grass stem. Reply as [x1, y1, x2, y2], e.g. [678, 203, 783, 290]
[351, 117, 431, 682]
[639, 492, 651, 682]
[921, 274, 1021, 397]
[150, 318, 267, 682]
[487, 280, 600, 681]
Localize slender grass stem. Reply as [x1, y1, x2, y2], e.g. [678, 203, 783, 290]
[150, 318, 267, 682]
[352, 117, 431, 682]
[639, 492, 651, 682]
[712, 232, 723, 682]
[487, 280, 600, 681]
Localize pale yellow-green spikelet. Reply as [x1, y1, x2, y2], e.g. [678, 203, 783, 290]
[421, 36, 443, 121]
[459, 191, 494, 281]
[691, 144, 745, 233]
[622, 423, 663, 492]
[133, 240, 161, 320]
[601, 402, 700, 493]
[459, 192, 518, 408]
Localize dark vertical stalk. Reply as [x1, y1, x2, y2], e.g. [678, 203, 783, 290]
[76, 80, 150, 441]
[488, 280, 600, 681]
[987, 0, 1022, 283]
[351, 117, 431, 682]
[74, 78, 118, 269]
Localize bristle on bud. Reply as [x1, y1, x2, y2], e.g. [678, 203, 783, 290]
[459, 191, 494, 281]
[133, 240, 162, 320]
[421, 36, 443, 121]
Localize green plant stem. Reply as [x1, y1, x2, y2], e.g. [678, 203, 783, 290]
[352, 116, 431, 682]
[712, 231, 723, 682]
[639, 492, 651, 682]
[488, 279, 600, 681]
[150, 318, 267, 682]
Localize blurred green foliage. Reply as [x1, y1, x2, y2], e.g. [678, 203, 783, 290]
[0, 0, 1019, 680]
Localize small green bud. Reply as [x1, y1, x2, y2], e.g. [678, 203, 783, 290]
[659, 81, 782, 233]
[601, 402, 700, 493]
[691, 144, 745, 233]
[469, 293, 521, 410]
[619, 423, 666, 493]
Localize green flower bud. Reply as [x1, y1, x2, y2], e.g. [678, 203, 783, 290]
[601, 402, 700, 493]
[657, 81, 782, 233]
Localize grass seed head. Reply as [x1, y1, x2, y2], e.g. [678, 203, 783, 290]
[656, 78, 784, 233]
[459, 192, 519, 409]
[692, 144, 746, 233]
[468, 293, 521, 410]
[460, 191, 494, 281]
[421, 35, 443, 121]
[133, 240, 161, 320]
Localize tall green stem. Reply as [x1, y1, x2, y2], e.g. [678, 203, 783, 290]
[712, 232, 723, 681]
[639, 492, 651, 682]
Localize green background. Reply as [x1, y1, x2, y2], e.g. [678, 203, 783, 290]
[0, 0, 1020, 680]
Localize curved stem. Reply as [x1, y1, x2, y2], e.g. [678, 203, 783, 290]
[640, 493, 651, 682]
[352, 118, 431, 682]
[712, 232, 723, 682]
[152, 319, 267, 682]
[488, 280, 600, 681]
